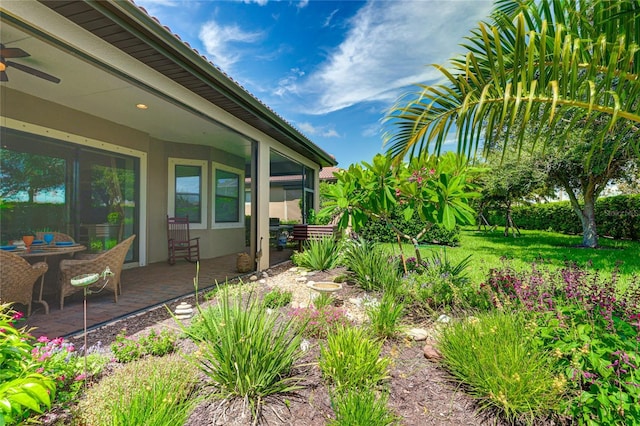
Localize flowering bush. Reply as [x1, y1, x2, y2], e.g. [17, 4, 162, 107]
[483, 263, 640, 425]
[32, 336, 108, 404]
[289, 306, 353, 339]
[0, 304, 55, 425]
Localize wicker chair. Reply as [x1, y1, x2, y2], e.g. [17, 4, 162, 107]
[35, 232, 75, 243]
[58, 234, 135, 310]
[0, 251, 48, 316]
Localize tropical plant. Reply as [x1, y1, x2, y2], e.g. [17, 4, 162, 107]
[319, 326, 390, 393]
[366, 292, 405, 340]
[321, 153, 479, 263]
[385, 0, 640, 163]
[329, 389, 398, 426]
[186, 285, 305, 419]
[437, 311, 564, 423]
[0, 304, 56, 426]
[292, 236, 341, 271]
[341, 239, 402, 292]
[77, 355, 199, 426]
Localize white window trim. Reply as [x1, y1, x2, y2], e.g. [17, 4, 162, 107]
[168, 158, 208, 229]
[212, 161, 244, 229]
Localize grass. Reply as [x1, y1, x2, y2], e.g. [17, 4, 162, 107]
[385, 227, 640, 286]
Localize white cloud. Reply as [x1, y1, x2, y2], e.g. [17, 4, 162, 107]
[323, 9, 340, 28]
[296, 121, 340, 138]
[199, 20, 263, 71]
[299, 0, 493, 114]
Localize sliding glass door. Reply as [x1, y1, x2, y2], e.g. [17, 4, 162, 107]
[0, 128, 138, 262]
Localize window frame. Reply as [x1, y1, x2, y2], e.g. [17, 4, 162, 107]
[211, 162, 244, 229]
[168, 158, 208, 229]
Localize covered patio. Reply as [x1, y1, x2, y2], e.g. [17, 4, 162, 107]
[23, 247, 293, 339]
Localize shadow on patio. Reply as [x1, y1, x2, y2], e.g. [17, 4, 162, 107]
[23, 248, 293, 339]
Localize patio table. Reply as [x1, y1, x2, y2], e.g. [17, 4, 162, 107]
[18, 244, 87, 314]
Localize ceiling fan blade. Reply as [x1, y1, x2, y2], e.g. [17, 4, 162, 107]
[0, 71, 7, 82]
[6, 60, 60, 84]
[0, 44, 30, 59]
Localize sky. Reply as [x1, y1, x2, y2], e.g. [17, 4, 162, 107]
[135, 0, 494, 167]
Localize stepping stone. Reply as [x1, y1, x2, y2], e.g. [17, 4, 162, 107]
[406, 327, 429, 341]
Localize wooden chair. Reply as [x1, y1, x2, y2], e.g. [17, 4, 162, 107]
[0, 251, 48, 316]
[58, 234, 136, 310]
[167, 215, 200, 265]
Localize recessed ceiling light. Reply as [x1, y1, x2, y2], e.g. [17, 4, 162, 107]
[136, 103, 148, 110]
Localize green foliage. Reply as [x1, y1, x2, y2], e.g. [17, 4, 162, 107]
[342, 239, 401, 292]
[312, 292, 334, 310]
[358, 206, 460, 246]
[262, 288, 293, 309]
[77, 354, 199, 426]
[329, 389, 398, 426]
[365, 293, 405, 340]
[289, 306, 352, 339]
[400, 250, 478, 313]
[0, 304, 56, 425]
[483, 263, 640, 425]
[32, 337, 108, 405]
[186, 286, 305, 419]
[319, 326, 390, 393]
[292, 237, 340, 271]
[437, 311, 563, 423]
[110, 328, 177, 363]
[489, 195, 640, 241]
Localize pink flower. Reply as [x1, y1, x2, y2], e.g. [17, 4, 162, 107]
[52, 337, 64, 346]
[38, 336, 50, 343]
[12, 312, 24, 321]
[74, 374, 86, 381]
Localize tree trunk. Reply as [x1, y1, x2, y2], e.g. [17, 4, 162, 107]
[580, 195, 598, 248]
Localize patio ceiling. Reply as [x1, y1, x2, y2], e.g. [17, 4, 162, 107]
[1, 1, 337, 167]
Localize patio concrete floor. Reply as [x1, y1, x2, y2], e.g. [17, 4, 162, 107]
[22, 248, 293, 339]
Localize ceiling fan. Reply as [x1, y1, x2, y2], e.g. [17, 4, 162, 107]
[0, 44, 61, 84]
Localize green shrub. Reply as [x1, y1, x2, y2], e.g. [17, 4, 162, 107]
[263, 288, 293, 309]
[329, 389, 398, 426]
[77, 354, 199, 426]
[319, 326, 390, 393]
[366, 293, 405, 340]
[437, 311, 563, 424]
[110, 328, 177, 363]
[188, 286, 305, 419]
[488, 194, 640, 240]
[357, 205, 460, 246]
[312, 292, 335, 310]
[342, 239, 401, 292]
[292, 237, 341, 270]
[401, 250, 477, 313]
[0, 304, 56, 425]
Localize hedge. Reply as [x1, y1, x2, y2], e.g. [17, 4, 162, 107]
[357, 207, 460, 246]
[487, 194, 640, 240]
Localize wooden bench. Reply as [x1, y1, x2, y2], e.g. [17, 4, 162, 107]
[291, 224, 338, 251]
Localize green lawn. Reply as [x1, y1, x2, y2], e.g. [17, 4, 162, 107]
[384, 227, 640, 286]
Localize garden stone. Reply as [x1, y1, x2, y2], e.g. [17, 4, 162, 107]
[259, 279, 266, 284]
[437, 314, 451, 323]
[262, 272, 269, 278]
[288, 267, 298, 272]
[306, 271, 316, 277]
[423, 343, 442, 360]
[406, 327, 429, 341]
[299, 271, 308, 276]
[249, 275, 258, 281]
[296, 276, 307, 282]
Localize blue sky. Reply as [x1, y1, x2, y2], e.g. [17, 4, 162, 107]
[136, 0, 494, 167]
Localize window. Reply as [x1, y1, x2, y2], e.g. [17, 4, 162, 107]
[212, 163, 243, 227]
[168, 158, 207, 229]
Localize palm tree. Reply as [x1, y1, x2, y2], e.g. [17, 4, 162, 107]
[384, 0, 640, 162]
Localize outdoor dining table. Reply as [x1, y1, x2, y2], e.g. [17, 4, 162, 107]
[17, 243, 87, 314]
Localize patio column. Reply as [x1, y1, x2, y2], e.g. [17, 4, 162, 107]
[256, 141, 270, 271]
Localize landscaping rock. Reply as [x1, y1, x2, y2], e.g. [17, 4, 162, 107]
[406, 327, 429, 341]
[437, 314, 451, 323]
[249, 275, 258, 281]
[423, 343, 443, 360]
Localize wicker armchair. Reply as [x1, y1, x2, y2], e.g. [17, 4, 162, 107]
[58, 234, 135, 310]
[0, 251, 48, 316]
